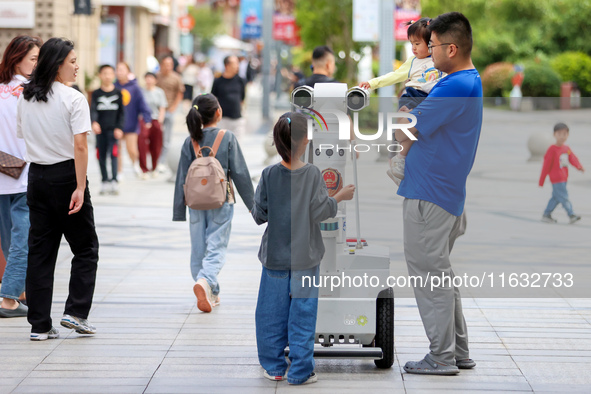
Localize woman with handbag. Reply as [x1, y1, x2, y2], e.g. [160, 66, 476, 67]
[17, 38, 99, 340]
[173, 93, 254, 313]
[0, 35, 42, 318]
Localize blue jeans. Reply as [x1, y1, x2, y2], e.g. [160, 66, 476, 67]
[0, 193, 30, 300]
[189, 203, 233, 296]
[255, 266, 319, 384]
[544, 182, 574, 216]
[399, 87, 429, 110]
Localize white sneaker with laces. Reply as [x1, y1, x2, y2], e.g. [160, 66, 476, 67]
[30, 327, 60, 341]
[110, 181, 119, 195]
[60, 314, 96, 334]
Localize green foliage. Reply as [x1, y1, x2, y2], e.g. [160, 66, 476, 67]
[481, 62, 514, 97]
[521, 63, 561, 97]
[422, 0, 591, 77]
[550, 52, 591, 95]
[189, 6, 225, 53]
[295, 0, 363, 84]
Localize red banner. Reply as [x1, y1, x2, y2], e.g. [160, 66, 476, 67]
[273, 14, 301, 46]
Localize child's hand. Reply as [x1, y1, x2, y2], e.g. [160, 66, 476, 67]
[114, 129, 123, 140]
[92, 121, 101, 135]
[358, 82, 371, 90]
[334, 184, 356, 202]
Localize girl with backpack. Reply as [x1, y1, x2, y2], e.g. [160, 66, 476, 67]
[173, 93, 254, 312]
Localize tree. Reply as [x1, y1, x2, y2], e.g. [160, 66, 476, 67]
[295, 0, 363, 84]
[189, 6, 225, 53]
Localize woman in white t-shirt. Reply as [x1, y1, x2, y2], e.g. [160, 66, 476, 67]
[17, 38, 99, 341]
[0, 35, 41, 318]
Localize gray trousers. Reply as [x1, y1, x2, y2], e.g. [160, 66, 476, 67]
[403, 199, 469, 365]
[158, 111, 174, 167]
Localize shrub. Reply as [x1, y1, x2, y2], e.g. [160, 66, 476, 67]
[521, 63, 561, 97]
[550, 52, 591, 96]
[481, 62, 514, 97]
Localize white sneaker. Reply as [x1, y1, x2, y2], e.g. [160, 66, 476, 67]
[110, 181, 119, 195]
[389, 155, 406, 179]
[60, 314, 96, 334]
[156, 163, 168, 174]
[30, 326, 60, 341]
[99, 181, 110, 195]
[193, 278, 216, 313]
[133, 163, 143, 177]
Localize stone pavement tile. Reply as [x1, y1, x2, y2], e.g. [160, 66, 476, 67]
[16, 377, 150, 387]
[0, 387, 17, 394]
[0, 378, 22, 386]
[11, 386, 146, 394]
[161, 357, 259, 365]
[27, 369, 155, 379]
[34, 363, 160, 372]
[146, 386, 277, 394]
[145, 377, 276, 392]
[152, 364, 266, 378]
[275, 379, 405, 393]
[41, 356, 163, 365]
[529, 383, 591, 393]
[401, 375, 532, 391]
[516, 361, 591, 384]
[405, 391, 532, 394]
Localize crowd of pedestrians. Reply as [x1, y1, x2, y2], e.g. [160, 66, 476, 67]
[0, 10, 584, 386]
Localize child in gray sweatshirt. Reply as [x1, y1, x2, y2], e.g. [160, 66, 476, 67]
[251, 112, 355, 385]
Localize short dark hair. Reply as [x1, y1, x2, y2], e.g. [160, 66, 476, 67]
[98, 64, 113, 73]
[144, 72, 157, 79]
[273, 112, 308, 163]
[223, 55, 237, 67]
[312, 46, 334, 62]
[554, 122, 569, 133]
[407, 17, 432, 44]
[428, 12, 473, 56]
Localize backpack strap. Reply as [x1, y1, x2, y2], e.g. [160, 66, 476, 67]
[191, 129, 226, 158]
[210, 129, 227, 157]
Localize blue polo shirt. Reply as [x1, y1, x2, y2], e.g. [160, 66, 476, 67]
[397, 69, 483, 216]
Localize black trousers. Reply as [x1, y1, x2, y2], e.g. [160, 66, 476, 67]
[26, 160, 99, 333]
[96, 129, 118, 182]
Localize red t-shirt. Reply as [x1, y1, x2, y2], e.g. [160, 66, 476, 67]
[539, 144, 583, 186]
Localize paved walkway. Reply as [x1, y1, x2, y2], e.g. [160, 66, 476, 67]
[1, 92, 590, 393]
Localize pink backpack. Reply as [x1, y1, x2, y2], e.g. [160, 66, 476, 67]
[183, 130, 228, 210]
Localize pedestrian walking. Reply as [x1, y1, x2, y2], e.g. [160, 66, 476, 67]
[211, 55, 246, 140]
[156, 56, 184, 174]
[115, 62, 152, 178]
[139, 72, 166, 177]
[90, 64, 125, 194]
[540, 122, 584, 224]
[18, 38, 99, 340]
[173, 94, 254, 313]
[394, 12, 482, 375]
[251, 112, 355, 385]
[0, 35, 42, 318]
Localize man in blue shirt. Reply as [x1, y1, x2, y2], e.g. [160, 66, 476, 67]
[394, 12, 483, 375]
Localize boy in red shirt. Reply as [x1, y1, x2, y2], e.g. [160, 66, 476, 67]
[539, 123, 585, 223]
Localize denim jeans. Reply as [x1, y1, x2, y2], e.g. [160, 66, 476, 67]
[255, 265, 319, 384]
[544, 182, 574, 216]
[189, 203, 233, 296]
[0, 192, 29, 300]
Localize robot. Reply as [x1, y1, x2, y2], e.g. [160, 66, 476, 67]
[289, 83, 394, 369]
